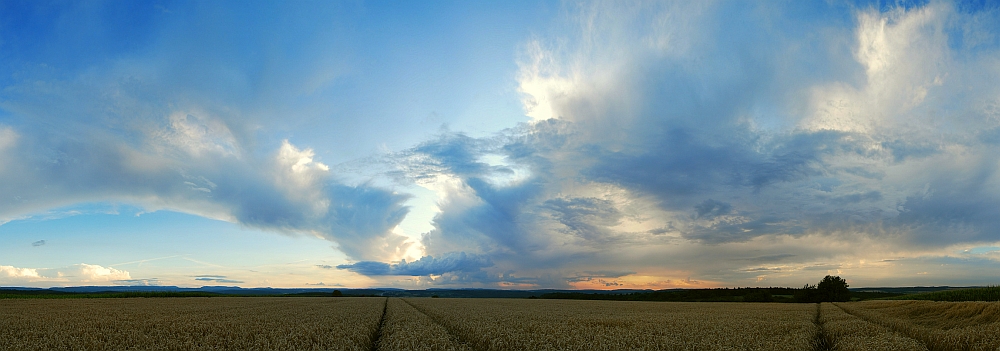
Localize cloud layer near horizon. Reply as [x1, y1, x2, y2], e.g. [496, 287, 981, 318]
[1, 264, 131, 285]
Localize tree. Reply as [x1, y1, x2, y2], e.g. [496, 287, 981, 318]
[794, 284, 820, 303]
[816, 275, 850, 302]
[743, 290, 774, 302]
[331, 290, 343, 297]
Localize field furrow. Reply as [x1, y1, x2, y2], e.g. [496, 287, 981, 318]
[370, 297, 389, 351]
[833, 301, 1000, 351]
[405, 298, 817, 351]
[814, 303, 832, 351]
[378, 298, 472, 351]
[818, 303, 926, 351]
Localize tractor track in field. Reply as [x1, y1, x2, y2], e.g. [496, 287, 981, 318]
[813, 303, 832, 351]
[832, 303, 935, 351]
[399, 298, 482, 351]
[369, 298, 388, 351]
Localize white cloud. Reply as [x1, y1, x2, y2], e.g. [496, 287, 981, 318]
[517, 40, 576, 121]
[0, 127, 16, 177]
[153, 110, 241, 158]
[0, 266, 41, 280]
[805, 3, 953, 133]
[516, 1, 710, 123]
[273, 140, 331, 217]
[0, 264, 130, 285]
[0, 126, 17, 151]
[0, 96, 409, 262]
[66, 263, 132, 282]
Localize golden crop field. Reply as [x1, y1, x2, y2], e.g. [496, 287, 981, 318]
[818, 302, 926, 351]
[1, 297, 999, 350]
[0, 297, 384, 351]
[402, 298, 818, 351]
[377, 297, 469, 351]
[833, 301, 1000, 351]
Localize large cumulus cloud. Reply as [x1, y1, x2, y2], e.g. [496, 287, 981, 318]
[0, 107, 411, 261]
[0, 2, 410, 262]
[351, 1, 1000, 288]
[0, 263, 131, 286]
[337, 252, 493, 276]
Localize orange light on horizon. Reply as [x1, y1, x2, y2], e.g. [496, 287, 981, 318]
[567, 274, 724, 290]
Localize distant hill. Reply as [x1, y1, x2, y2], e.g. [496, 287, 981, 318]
[0, 286, 652, 299]
[0, 285, 990, 300]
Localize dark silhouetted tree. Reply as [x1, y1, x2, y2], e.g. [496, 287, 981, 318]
[331, 290, 343, 297]
[794, 284, 820, 303]
[817, 275, 850, 302]
[743, 290, 774, 302]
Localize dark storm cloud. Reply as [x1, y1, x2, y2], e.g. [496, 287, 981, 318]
[585, 127, 871, 215]
[880, 139, 941, 162]
[113, 279, 162, 286]
[565, 270, 636, 282]
[731, 254, 797, 263]
[194, 275, 244, 284]
[337, 252, 493, 276]
[686, 216, 808, 244]
[894, 173, 1000, 246]
[400, 133, 554, 257]
[821, 191, 884, 206]
[411, 133, 493, 177]
[335, 261, 392, 276]
[693, 199, 732, 219]
[544, 197, 623, 241]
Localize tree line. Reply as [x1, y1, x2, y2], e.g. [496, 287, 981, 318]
[539, 276, 866, 303]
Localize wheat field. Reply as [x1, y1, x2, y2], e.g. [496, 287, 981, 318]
[0, 297, 383, 351]
[833, 301, 1000, 351]
[1, 297, 999, 350]
[402, 298, 818, 351]
[818, 302, 926, 351]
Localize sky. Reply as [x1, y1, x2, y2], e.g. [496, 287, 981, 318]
[2, 0, 1000, 290]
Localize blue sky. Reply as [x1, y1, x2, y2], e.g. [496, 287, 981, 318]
[2, 0, 1000, 289]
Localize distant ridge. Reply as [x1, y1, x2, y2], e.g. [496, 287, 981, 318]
[0, 285, 977, 299]
[1, 286, 654, 298]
